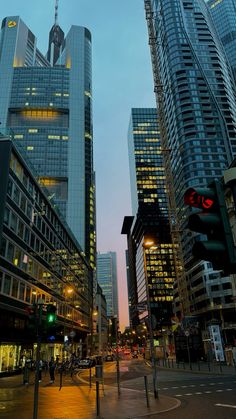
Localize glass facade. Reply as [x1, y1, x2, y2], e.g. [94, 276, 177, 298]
[0, 16, 96, 270]
[207, 0, 236, 81]
[123, 108, 175, 329]
[97, 252, 119, 319]
[148, 0, 236, 319]
[0, 139, 92, 371]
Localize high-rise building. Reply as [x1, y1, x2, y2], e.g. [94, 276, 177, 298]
[97, 252, 119, 319]
[0, 14, 96, 269]
[122, 108, 175, 343]
[0, 137, 92, 372]
[145, 0, 236, 338]
[206, 0, 236, 81]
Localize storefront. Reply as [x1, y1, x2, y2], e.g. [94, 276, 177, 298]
[0, 344, 22, 372]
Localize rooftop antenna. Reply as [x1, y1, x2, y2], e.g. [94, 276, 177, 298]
[54, 0, 59, 26]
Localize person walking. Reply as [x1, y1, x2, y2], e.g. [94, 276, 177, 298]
[49, 357, 55, 383]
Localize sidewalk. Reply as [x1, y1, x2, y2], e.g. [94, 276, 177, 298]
[0, 371, 180, 419]
[152, 359, 236, 375]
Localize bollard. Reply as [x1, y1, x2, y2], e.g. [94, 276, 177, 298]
[96, 380, 100, 418]
[144, 376, 150, 408]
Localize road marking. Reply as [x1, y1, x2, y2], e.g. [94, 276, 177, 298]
[181, 385, 187, 388]
[226, 389, 232, 391]
[215, 404, 236, 409]
[205, 391, 212, 393]
[171, 386, 178, 389]
[189, 385, 195, 387]
[195, 392, 202, 395]
[200, 384, 205, 386]
[185, 393, 193, 396]
[216, 389, 223, 392]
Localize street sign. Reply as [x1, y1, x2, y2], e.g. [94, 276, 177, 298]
[69, 331, 76, 338]
[136, 302, 147, 311]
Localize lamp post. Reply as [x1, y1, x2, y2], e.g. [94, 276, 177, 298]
[143, 241, 158, 399]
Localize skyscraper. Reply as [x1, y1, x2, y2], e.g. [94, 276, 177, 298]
[0, 13, 96, 268]
[97, 252, 119, 319]
[122, 108, 175, 337]
[207, 0, 236, 81]
[145, 0, 236, 331]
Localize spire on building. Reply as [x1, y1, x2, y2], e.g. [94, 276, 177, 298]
[47, 0, 64, 65]
[54, 0, 59, 26]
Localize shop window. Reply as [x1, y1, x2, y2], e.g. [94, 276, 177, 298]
[3, 274, 11, 295]
[11, 278, 19, 298]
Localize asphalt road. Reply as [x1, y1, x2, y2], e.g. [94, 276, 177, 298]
[105, 357, 236, 419]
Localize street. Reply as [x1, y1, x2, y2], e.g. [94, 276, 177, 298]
[0, 357, 235, 418]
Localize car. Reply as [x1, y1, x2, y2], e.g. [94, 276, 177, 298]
[132, 351, 138, 359]
[77, 359, 92, 369]
[105, 354, 114, 362]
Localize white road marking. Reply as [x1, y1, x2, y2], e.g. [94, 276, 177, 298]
[171, 386, 178, 389]
[215, 404, 236, 409]
[226, 389, 232, 391]
[216, 389, 223, 392]
[195, 392, 202, 395]
[200, 384, 205, 386]
[185, 393, 193, 396]
[205, 391, 212, 393]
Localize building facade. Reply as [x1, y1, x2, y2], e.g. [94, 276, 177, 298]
[122, 108, 175, 352]
[145, 0, 236, 342]
[0, 16, 96, 269]
[207, 0, 236, 81]
[94, 284, 108, 355]
[0, 138, 92, 373]
[97, 252, 119, 320]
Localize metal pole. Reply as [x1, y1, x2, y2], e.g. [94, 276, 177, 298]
[96, 380, 100, 418]
[186, 335, 192, 370]
[115, 319, 121, 396]
[33, 303, 42, 419]
[144, 376, 150, 408]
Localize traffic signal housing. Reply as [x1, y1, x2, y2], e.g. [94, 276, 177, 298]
[184, 180, 236, 273]
[46, 304, 57, 342]
[25, 304, 37, 334]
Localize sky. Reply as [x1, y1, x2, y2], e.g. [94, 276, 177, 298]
[0, 0, 156, 331]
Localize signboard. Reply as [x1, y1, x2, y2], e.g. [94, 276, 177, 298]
[208, 325, 225, 362]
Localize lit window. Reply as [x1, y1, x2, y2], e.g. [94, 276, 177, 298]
[62, 136, 68, 140]
[48, 135, 60, 140]
[28, 129, 38, 133]
[27, 146, 34, 151]
[14, 134, 23, 139]
[63, 93, 69, 97]
[54, 93, 62, 96]
[49, 102, 53, 106]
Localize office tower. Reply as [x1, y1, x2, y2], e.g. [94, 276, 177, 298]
[0, 138, 92, 372]
[122, 108, 175, 346]
[207, 0, 236, 81]
[97, 252, 119, 319]
[145, 0, 236, 336]
[0, 14, 96, 269]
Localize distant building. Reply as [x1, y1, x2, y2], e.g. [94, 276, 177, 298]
[97, 252, 119, 319]
[0, 137, 92, 373]
[122, 108, 175, 339]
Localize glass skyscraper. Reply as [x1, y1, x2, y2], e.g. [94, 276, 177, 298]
[207, 0, 236, 81]
[123, 108, 175, 336]
[0, 16, 96, 269]
[145, 0, 236, 326]
[97, 252, 119, 319]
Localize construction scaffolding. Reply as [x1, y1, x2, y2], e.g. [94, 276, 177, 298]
[144, 0, 188, 315]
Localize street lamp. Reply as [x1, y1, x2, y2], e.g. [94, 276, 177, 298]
[143, 240, 158, 399]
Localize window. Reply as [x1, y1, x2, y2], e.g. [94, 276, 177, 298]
[11, 278, 18, 298]
[19, 282, 25, 301]
[3, 275, 11, 295]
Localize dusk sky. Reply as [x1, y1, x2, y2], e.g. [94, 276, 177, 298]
[0, 0, 156, 330]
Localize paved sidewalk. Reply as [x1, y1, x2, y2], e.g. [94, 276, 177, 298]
[0, 371, 180, 419]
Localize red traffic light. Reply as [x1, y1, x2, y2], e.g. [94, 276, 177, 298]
[184, 187, 216, 210]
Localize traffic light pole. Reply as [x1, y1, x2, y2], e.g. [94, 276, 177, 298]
[33, 302, 43, 419]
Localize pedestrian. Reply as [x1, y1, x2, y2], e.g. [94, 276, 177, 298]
[23, 359, 30, 385]
[49, 357, 55, 383]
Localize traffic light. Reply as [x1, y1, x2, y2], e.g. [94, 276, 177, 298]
[25, 304, 37, 333]
[184, 180, 236, 273]
[46, 304, 57, 342]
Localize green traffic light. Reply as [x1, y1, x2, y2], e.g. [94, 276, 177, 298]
[47, 313, 55, 323]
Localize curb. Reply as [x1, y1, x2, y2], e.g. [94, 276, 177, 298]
[127, 396, 181, 418]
